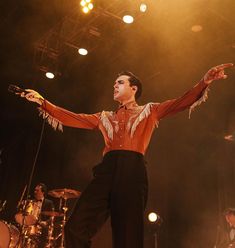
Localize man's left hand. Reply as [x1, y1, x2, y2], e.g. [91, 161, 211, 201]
[204, 63, 234, 84]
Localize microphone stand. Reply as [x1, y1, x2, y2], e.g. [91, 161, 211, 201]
[8, 85, 46, 247]
[18, 119, 46, 247]
[17, 185, 27, 209]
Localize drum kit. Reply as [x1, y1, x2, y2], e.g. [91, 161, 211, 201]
[0, 188, 81, 248]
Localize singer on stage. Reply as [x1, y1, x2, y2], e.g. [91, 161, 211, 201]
[20, 63, 233, 248]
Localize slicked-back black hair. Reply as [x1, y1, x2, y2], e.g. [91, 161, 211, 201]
[118, 71, 142, 100]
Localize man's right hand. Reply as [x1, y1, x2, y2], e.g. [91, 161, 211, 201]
[21, 89, 44, 106]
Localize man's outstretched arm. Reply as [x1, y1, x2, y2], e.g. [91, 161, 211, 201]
[21, 90, 100, 131]
[155, 63, 234, 120]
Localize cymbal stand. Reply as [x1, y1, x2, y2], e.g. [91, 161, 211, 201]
[45, 216, 56, 248]
[0, 200, 6, 212]
[58, 198, 68, 248]
[17, 200, 28, 248]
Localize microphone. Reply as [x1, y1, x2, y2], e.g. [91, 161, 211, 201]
[8, 84, 27, 94]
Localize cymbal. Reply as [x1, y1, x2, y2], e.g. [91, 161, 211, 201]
[41, 211, 64, 217]
[48, 188, 81, 199]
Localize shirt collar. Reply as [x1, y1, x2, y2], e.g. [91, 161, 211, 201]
[35, 197, 44, 203]
[117, 101, 138, 111]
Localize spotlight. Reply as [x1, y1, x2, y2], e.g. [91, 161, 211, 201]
[148, 212, 158, 223]
[80, 0, 86, 6]
[140, 3, 147, 13]
[80, 0, 93, 14]
[122, 15, 134, 24]
[88, 3, 93, 9]
[148, 212, 162, 224]
[45, 72, 55, 79]
[147, 211, 162, 248]
[78, 48, 88, 56]
[82, 6, 89, 13]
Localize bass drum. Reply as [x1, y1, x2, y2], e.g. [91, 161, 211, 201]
[0, 220, 20, 248]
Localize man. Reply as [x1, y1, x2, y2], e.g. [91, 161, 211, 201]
[33, 183, 54, 220]
[21, 64, 233, 248]
[215, 208, 235, 248]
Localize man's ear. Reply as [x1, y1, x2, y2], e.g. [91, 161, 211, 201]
[132, 86, 137, 91]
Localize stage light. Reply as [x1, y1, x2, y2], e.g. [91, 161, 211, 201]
[78, 48, 88, 56]
[148, 212, 158, 223]
[80, 0, 93, 14]
[140, 3, 147, 12]
[122, 15, 134, 24]
[80, 0, 86, 6]
[45, 72, 55, 79]
[83, 6, 89, 13]
[88, 3, 93, 9]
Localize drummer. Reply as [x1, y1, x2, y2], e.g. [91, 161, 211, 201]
[34, 183, 54, 222]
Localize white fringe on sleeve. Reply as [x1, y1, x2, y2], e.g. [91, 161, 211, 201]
[38, 107, 63, 132]
[189, 86, 210, 119]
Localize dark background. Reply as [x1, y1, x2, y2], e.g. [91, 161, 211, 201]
[1, 0, 235, 247]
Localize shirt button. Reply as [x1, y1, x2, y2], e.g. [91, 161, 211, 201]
[119, 144, 122, 147]
[122, 112, 124, 114]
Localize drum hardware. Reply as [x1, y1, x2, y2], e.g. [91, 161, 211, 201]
[23, 224, 42, 237]
[0, 220, 20, 248]
[14, 199, 42, 248]
[15, 199, 41, 226]
[48, 188, 81, 199]
[0, 200, 7, 212]
[47, 188, 81, 248]
[41, 211, 64, 217]
[15, 200, 40, 247]
[44, 216, 56, 248]
[58, 198, 68, 248]
[17, 185, 27, 209]
[3, 187, 81, 248]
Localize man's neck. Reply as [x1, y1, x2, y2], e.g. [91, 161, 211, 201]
[119, 99, 137, 108]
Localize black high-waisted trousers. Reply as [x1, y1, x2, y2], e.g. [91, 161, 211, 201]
[64, 150, 148, 248]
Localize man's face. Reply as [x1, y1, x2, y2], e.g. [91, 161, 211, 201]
[113, 75, 136, 103]
[226, 214, 235, 226]
[34, 185, 44, 201]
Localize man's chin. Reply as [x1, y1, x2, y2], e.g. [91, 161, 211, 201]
[113, 96, 121, 103]
[113, 95, 119, 101]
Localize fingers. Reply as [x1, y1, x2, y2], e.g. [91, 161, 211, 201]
[206, 63, 233, 81]
[17, 88, 44, 105]
[214, 63, 234, 71]
[20, 89, 35, 97]
[25, 92, 35, 100]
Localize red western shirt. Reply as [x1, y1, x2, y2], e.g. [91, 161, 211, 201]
[39, 79, 209, 155]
